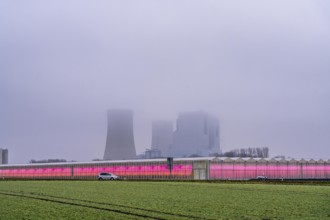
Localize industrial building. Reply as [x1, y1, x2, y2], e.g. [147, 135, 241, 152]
[0, 148, 8, 164]
[171, 111, 220, 157]
[151, 120, 173, 157]
[1, 157, 329, 180]
[103, 109, 136, 160]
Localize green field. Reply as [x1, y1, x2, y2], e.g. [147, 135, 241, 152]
[0, 181, 329, 219]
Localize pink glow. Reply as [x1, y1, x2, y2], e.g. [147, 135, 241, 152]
[0, 167, 71, 178]
[73, 164, 192, 177]
[0, 162, 329, 179]
[0, 164, 192, 178]
[209, 163, 330, 179]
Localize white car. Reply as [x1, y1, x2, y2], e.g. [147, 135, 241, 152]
[98, 172, 119, 180]
[256, 175, 268, 180]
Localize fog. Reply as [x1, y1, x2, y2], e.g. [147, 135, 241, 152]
[1, 0, 329, 163]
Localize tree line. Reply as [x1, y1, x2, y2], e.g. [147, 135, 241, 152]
[29, 159, 72, 163]
[222, 147, 269, 158]
[210, 147, 270, 158]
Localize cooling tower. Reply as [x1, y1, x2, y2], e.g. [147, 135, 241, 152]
[103, 109, 136, 160]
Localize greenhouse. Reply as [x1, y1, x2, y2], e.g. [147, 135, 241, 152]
[0, 157, 329, 180]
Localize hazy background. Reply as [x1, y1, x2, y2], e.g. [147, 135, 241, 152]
[1, 0, 329, 164]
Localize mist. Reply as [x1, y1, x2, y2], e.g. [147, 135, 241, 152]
[1, 0, 330, 163]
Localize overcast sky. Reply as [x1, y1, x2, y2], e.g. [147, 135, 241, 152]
[1, 0, 329, 164]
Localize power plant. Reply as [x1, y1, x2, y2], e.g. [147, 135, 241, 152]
[171, 111, 220, 157]
[151, 120, 173, 157]
[103, 109, 136, 160]
[104, 110, 221, 159]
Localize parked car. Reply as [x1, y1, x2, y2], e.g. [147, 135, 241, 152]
[98, 172, 119, 180]
[256, 175, 268, 180]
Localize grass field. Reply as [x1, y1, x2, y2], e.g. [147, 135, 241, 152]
[0, 181, 329, 219]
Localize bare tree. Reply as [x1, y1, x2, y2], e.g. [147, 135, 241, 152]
[222, 147, 270, 158]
